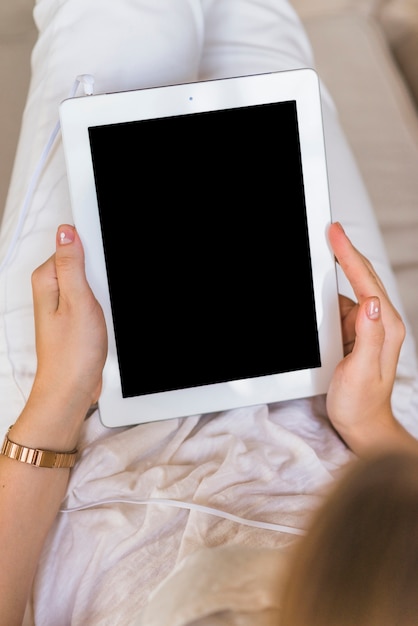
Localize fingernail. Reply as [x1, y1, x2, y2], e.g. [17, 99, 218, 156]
[58, 226, 75, 245]
[366, 297, 380, 320]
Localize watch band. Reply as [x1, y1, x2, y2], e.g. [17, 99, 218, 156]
[0, 426, 78, 469]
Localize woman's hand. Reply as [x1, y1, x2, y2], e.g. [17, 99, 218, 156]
[326, 222, 417, 456]
[12, 225, 107, 449]
[32, 225, 107, 404]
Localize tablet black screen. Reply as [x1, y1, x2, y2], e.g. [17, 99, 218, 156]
[89, 100, 321, 398]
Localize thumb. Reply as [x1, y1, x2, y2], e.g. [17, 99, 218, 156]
[55, 225, 90, 304]
[350, 296, 385, 378]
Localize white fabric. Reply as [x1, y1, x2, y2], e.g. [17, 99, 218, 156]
[29, 390, 418, 625]
[137, 545, 287, 626]
[36, 399, 351, 626]
[0, 1, 417, 624]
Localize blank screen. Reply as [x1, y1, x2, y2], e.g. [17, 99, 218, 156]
[89, 100, 320, 398]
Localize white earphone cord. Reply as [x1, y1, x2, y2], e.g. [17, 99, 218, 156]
[60, 496, 306, 536]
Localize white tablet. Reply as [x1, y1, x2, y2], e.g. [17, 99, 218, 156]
[59, 69, 343, 428]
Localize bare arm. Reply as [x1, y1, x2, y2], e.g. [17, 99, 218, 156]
[0, 225, 107, 625]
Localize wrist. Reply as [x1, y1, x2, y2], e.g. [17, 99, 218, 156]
[334, 411, 418, 457]
[1, 426, 78, 468]
[11, 381, 91, 452]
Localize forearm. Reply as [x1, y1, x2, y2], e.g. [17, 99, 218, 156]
[0, 457, 69, 625]
[0, 395, 87, 626]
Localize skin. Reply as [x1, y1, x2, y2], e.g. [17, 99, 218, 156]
[0, 221, 416, 624]
[327, 222, 418, 456]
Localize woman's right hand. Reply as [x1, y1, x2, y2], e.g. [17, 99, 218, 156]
[326, 222, 417, 456]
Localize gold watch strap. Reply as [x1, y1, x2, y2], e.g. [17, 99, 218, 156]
[0, 426, 77, 469]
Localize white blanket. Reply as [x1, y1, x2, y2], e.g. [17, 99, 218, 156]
[27, 382, 418, 625]
[32, 398, 351, 625]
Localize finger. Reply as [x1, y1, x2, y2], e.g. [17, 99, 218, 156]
[31, 254, 59, 317]
[380, 305, 406, 383]
[328, 222, 390, 305]
[350, 296, 385, 380]
[338, 295, 358, 355]
[55, 225, 91, 307]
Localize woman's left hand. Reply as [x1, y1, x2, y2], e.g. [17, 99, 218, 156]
[12, 225, 108, 450]
[31, 224, 108, 410]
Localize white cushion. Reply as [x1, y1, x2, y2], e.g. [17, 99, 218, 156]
[290, 0, 379, 19]
[299, 8, 418, 354]
[378, 0, 418, 105]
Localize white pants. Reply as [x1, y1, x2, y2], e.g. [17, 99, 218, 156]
[0, 0, 416, 435]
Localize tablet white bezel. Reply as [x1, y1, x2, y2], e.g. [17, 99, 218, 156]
[60, 69, 343, 427]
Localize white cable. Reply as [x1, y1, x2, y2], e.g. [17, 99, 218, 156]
[0, 74, 95, 274]
[60, 497, 306, 536]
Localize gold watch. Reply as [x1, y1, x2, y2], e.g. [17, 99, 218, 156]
[0, 426, 78, 469]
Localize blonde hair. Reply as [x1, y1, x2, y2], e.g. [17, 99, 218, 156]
[280, 451, 418, 626]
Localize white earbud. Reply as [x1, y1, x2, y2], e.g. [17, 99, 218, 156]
[76, 74, 95, 96]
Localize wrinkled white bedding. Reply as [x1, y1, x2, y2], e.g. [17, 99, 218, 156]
[34, 399, 351, 624]
[28, 385, 418, 625]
